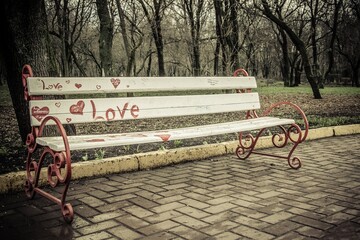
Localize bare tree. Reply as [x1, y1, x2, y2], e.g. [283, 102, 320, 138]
[324, 0, 342, 81]
[139, 0, 172, 76]
[48, 0, 93, 76]
[95, 0, 114, 76]
[259, 0, 322, 99]
[213, 0, 241, 75]
[116, 0, 144, 76]
[182, 0, 205, 76]
[336, 0, 360, 87]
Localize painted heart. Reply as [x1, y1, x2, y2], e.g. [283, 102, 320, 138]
[75, 83, 82, 89]
[55, 102, 61, 108]
[31, 106, 49, 122]
[96, 85, 101, 90]
[155, 134, 171, 142]
[66, 118, 72, 123]
[66, 80, 70, 84]
[111, 78, 121, 89]
[69, 100, 85, 115]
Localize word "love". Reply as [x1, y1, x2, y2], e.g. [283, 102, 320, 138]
[90, 100, 139, 121]
[41, 79, 63, 91]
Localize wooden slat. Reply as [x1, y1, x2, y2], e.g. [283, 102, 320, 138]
[36, 117, 295, 151]
[29, 93, 260, 126]
[27, 76, 257, 95]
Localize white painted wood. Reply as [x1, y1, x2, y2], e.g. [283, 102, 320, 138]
[29, 93, 260, 126]
[27, 76, 257, 95]
[36, 117, 295, 151]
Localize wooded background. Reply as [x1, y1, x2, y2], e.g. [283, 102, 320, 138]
[0, 0, 359, 141]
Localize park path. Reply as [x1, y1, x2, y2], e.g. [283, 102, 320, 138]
[1, 134, 360, 239]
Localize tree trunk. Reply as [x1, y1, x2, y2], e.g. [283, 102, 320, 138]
[324, 0, 342, 81]
[139, 0, 166, 76]
[278, 28, 290, 86]
[229, 0, 240, 71]
[184, 0, 204, 76]
[96, 0, 113, 76]
[0, 0, 49, 143]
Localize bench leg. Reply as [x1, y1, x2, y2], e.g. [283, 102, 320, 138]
[236, 124, 304, 169]
[25, 147, 74, 223]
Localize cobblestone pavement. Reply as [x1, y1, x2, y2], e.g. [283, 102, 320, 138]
[1, 135, 360, 240]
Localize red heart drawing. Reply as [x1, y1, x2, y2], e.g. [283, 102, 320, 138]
[96, 85, 101, 90]
[31, 106, 49, 122]
[111, 78, 121, 89]
[69, 100, 85, 115]
[55, 102, 61, 108]
[75, 83, 82, 89]
[66, 118, 72, 123]
[155, 134, 171, 142]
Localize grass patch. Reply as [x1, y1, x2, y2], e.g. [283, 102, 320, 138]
[308, 115, 360, 128]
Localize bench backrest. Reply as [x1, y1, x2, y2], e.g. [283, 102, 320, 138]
[26, 76, 259, 126]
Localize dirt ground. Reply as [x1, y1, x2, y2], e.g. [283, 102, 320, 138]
[0, 91, 359, 174]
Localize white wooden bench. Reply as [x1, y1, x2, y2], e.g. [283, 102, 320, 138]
[22, 65, 309, 223]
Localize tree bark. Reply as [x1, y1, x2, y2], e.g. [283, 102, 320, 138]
[95, 0, 114, 76]
[0, 0, 50, 143]
[139, 0, 166, 76]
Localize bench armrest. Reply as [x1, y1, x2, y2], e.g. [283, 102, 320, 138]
[262, 101, 309, 143]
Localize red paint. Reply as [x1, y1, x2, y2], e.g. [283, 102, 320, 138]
[32, 106, 49, 122]
[130, 105, 139, 118]
[86, 139, 105, 142]
[111, 78, 121, 89]
[70, 101, 85, 115]
[155, 134, 171, 142]
[75, 83, 82, 89]
[90, 100, 139, 121]
[41, 79, 63, 91]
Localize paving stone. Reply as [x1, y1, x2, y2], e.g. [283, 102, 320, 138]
[291, 215, 334, 230]
[108, 225, 144, 239]
[138, 220, 179, 235]
[173, 215, 209, 228]
[87, 210, 124, 223]
[212, 231, 242, 240]
[204, 202, 237, 214]
[176, 206, 210, 219]
[151, 202, 186, 214]
[263, 220, 302, 236]
[123, 205, 154, 218]
[232, 225, 275, 240]
[75, 231, 113, 240]
[77, 220, 119, 235]
[169, 225, 209, 239]
[1, 134, 360, 239]
[200, 220, 238, 235]
[116, 214, 150, 228]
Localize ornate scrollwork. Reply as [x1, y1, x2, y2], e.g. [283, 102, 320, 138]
[271, 126, 288, 148]
[288, 156, 302, 169]
[24, 116, 74, 223]
[232, 77, 309, 169]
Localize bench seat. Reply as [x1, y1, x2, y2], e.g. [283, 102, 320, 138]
[37, 117, 295, 151]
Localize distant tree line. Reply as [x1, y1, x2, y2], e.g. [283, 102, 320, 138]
[0, 0, 359, 141]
